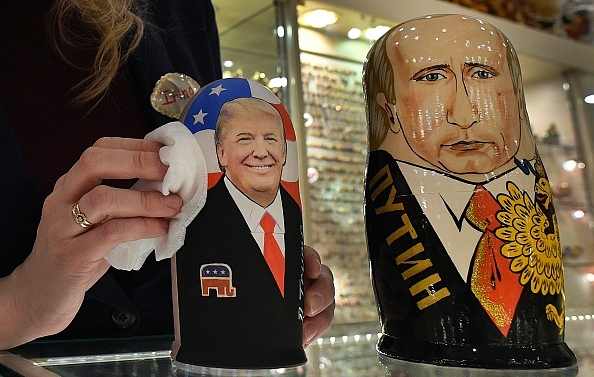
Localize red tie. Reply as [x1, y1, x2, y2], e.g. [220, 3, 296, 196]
[465, 185, 523, 337]
[260, 212, 285, 297]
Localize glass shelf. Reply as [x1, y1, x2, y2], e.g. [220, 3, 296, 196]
[2, 318, 593, 376]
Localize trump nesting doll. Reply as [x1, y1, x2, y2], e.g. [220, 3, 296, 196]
[171, 78, 306, 372]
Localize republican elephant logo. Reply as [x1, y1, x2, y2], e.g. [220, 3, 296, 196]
[200, 263, 236, 298]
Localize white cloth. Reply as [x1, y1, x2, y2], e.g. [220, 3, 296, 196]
[104, 121, 208, 270]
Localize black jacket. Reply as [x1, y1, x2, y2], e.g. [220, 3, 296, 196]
[172, 177, 306, 368]
[365, 149, 575, 368]
[0, 0, 222, 339]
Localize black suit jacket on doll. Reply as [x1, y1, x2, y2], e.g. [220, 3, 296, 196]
[365, 150, 574, 368]
[0, 0, 221, 340]
[172, 176, 306, 369]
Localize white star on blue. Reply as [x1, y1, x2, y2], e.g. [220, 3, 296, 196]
[181, 78, 253, 134]
[193, 109, 208, 125]
[209, 84, 226, 96]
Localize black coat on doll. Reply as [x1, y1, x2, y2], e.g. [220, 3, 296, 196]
[0, 0, 221, 339]
[172, 176, 306, 368]
[365, 149, 574, 368]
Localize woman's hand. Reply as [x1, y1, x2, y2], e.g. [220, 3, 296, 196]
[302, 245, 335, 347]
[0, 137, 182, 349]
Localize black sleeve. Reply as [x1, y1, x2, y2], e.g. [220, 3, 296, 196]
[131, 0, 223, 130]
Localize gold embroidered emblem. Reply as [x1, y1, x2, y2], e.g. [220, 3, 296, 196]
[546, 297, 566, 335]
[495, 179, 563, 296]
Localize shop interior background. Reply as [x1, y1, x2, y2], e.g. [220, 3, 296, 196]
[212, 0, 594, 375]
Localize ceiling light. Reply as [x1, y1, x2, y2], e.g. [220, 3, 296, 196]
[223, 60, 233, 68]
[347, 28, 362, 39]
[303, 112, 313, 127]
[298, 9, 338, 29]
[563, 160, 577, 171]
[584, 94, 594, 104]
[269, 77, 287, 88]
[364, 25, 391, 41]
[572, 210, 585, 220]
[307, 167, 319, 183]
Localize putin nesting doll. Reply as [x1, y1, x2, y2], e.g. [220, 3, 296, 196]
[364, 14, 577, 373]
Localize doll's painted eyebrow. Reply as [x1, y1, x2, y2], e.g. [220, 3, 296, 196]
[465, 62, 500, 75]
[411, 64, 449, 81]
[410, 62, 500, 81]
[235, 131, 281, 139]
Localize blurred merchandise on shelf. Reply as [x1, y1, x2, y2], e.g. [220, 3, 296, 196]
[554, 0, 594, 43]
[543, 123, 562, 144]
[301, 55, 378, 324]
[442, 0, 556, 28]
[530, 0, 565, 28]
[441, 0, 594, 43]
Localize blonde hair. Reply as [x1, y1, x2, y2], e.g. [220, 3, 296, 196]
[214, 98, 285, 145]
[48, 0, 145, 105]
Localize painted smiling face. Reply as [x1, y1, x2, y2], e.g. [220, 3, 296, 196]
[387, 15, 521, 175]
[216, 98, 286, 207]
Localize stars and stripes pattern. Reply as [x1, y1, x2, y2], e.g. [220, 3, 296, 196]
[201, 263, 231, 277]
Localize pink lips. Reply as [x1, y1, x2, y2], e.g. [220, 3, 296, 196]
[445, 141, 489, 151]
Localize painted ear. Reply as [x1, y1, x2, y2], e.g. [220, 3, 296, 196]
[216, 143, 226, 170]
[385, 104, 395, 124]
[376, 91, 395, 124]
[283, 141, 287, 166]
[376, 92, 401, 135]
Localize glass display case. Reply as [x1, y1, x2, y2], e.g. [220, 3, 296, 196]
[1, 318, 593, 376]
[2, 1, 592, 376]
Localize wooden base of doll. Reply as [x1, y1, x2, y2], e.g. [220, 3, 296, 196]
[377, 334, 578, 374]
[172, 361, 307, 376]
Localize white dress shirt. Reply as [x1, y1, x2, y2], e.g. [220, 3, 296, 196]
[398, 160, 537, 282]
[224, 176, 286, 256]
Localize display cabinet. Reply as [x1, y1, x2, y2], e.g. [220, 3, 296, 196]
[3, 1, 593, 376]
[295, 0, 594, 374]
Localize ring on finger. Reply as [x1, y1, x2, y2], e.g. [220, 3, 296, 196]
[72, 202, 94, 229]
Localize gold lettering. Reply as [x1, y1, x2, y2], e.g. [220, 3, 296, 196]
[370, 164, 450, 310]
[369, 165, 393, 201]
[409, 273, 451, 310]
[375, 186, 404, 214]
[396, 243, 432, 280]
[387, 214, 417, 245]
[395, 242, 424, 265]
